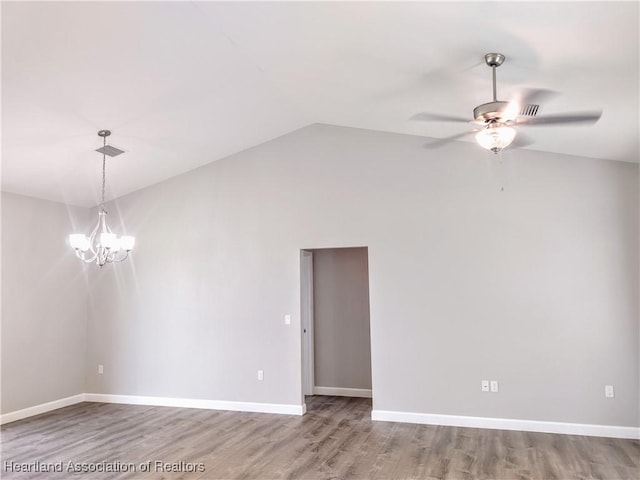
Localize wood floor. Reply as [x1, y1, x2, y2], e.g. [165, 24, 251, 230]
[1, 395, 638, 479]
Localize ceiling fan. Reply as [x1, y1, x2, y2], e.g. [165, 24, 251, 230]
[411, 53, 602, 153]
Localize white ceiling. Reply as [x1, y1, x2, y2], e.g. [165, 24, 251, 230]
[2, 1, 638, 207]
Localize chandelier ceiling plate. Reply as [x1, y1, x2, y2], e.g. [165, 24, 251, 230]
[96, 145, 125, 157]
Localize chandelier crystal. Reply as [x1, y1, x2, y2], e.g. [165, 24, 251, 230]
[69, 130, 135, 267]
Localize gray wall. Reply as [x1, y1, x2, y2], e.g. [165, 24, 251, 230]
[312, 247, 371, 390]
[1, 192, 89, 413]
[85, 124, 638, 427]
[3, 124, 635, 428]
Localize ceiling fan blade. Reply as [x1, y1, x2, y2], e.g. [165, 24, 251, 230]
[516, 110, 602, 126]
[501, 88, 560, 121]
[424, 130, 477, 149]
[410, 112, 470, 123]
[511, 132, 535, 149]
[514, 87, 559, 107]
[460, 60, 485, 72]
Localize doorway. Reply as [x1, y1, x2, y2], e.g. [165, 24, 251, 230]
[300, 247, 372, 411]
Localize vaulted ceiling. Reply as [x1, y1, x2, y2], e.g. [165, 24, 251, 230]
[2, 1, 638, 207]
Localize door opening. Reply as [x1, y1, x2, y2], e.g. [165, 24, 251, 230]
[300, 247, 372, 412]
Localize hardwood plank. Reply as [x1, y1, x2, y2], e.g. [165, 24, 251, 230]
[1, 396, 637, 479]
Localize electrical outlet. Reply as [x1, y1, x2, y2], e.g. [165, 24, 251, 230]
[490, 380, 499, 393]
[481, 380, 490, 392]
[284, 314, 291, 325]
[605, 385, 614, 398]
[257, 370, 264, 381]
[98, 364, 104, 375]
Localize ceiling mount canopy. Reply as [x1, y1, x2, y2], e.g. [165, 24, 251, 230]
[69, 130, 135, 267]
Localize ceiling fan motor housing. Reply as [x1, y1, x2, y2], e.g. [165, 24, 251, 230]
[473, 101, 511, 122]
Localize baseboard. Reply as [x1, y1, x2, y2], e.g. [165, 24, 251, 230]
[1, 393, 304, 425]
[371, 409, 640, 440]
[313, 386, 372, 398]
[0, 394, 85, 425]
[84, 393, 305, 416]
[5, 395, 636, 439]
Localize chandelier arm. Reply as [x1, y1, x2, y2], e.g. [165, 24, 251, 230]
[102, 249, 126, 264]
[87, 217, 101, 257]
[75, 250, 97, 263]
[98, 248, 108, 267]
[112, 250, 130, 263]
[104, 218, 113, 234]
[99, 211, 108, 234]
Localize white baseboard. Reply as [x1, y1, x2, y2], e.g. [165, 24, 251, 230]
[371, 409, 640, 440]
[313, 386, 372, 398]
[1, 393, 304, 425]
[84, 393, 305, 416]
[4, 395, 637, 440]
[0, 394, 85, 425]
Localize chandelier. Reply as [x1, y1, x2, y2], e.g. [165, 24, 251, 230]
[69, 130, 135, 267]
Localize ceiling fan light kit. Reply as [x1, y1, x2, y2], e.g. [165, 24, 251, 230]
[475, 123, 516, 154]
[412, 52, 602, 154]
[69, 130, 136, 267]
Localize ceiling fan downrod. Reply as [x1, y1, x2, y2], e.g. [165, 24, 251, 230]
[485, 53, 505, 102]
[472, 53, 510, 123]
